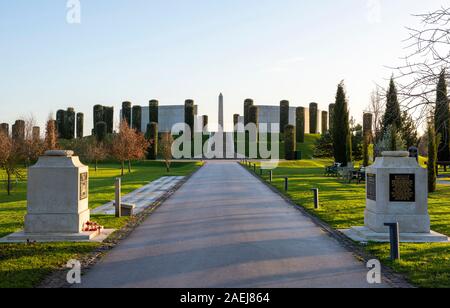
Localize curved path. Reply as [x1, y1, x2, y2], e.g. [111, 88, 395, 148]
[79, 161, 387, 288]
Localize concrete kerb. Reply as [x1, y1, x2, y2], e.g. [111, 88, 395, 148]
[38, 162, 205, 288]
[238, 162, 413, 289]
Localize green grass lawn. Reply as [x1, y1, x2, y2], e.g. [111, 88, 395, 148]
[0, 160, 201, 288]
[248, 160, 450, 288]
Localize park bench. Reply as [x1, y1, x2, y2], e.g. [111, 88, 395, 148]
[337, 163, 355, 182]
[348, 167, 366, 184]
[325, 163, 341, 177]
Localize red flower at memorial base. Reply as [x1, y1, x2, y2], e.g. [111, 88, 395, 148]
[82, 221, 103, 232]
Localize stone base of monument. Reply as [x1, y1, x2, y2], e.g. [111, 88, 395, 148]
[341, 226, 449, 243]
[0, 229, 115, 243]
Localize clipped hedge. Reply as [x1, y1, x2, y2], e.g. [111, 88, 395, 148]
[309, 102, 318, 134]
[76, 113, 84, 139]
[146, 122, 159, 160]
[149, 100, 159, 124]
[132, 105, 142, 132]
[280, 100, 290, 134]
[244, 99, 254, 126]
[122, 101, 132, 126]
[284, 124, 296, 160]
[296, 107, 305, 143]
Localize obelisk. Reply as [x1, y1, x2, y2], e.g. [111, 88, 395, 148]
[218, 93, 224, 132]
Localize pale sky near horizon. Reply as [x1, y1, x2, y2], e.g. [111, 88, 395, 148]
[0, 0, 448, 133]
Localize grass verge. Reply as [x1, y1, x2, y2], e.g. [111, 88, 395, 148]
[0, 161, 201, 288]
[247, 160, 450, 288]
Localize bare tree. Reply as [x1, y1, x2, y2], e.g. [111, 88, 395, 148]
[0, 132, 23, 195]
[159, 132, 174, 172]
[393, 7, 450, 124]
[367, 87, 385, 143]
[111, 121, 149, 176]
[85, 141, 108, 172]
[21, 116, 44, 166]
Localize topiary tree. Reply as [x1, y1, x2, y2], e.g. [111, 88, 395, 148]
[104, 107, 114, 134]
[363, 131, 370, 167]
[332, 81, 352, 166]
[0, 123, 9, 136]
[329, 104, 335, 134]
[202, 115, 209, 131]
[296, 107, 305, 143]
[309, 103, 318, 134]
[122, 101, 132, 127]
[66, 108, 76, 140]
[185, 100, 195, 136]
[146, 122, 159, 160]
[428, 120, 438, 193]
[12, 120, 25, 142]
[233, 114, 240, 130]
[280, 100, 290, 134]
[132, 105, 142, 132]
[149, 100, 159, 124]
[56, 110, 66, 139]
[249, 106, 259, 127]
[284, 125, 296, 160]
[93, 105, 104, 136]
[95, 121, 107, 143]
[321, 111, 328, 134]
[435, 69, 449, 162]
[363, 113, 373, 143]
[31, 126, 41, 143]
[76, 113, 84, 139]
[244, 99, 254, 126]
[249, 105, 259, 143]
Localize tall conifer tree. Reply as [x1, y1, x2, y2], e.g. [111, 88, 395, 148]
[332, 81, 352, 165]
[435, 69, 450, 162]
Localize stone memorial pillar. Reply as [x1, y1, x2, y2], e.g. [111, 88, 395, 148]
[343, 151, 448, 242]
[2, 150, 112, 243]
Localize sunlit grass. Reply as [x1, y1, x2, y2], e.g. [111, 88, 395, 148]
[0, 160, 201, 288]
[250, 160, 450, 288]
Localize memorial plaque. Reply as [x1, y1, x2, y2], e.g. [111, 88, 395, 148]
[80, 172, 88, 200]
[367, 173, 376, 201]
[390, 174, 415, 202]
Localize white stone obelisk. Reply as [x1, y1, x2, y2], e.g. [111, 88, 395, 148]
[218, 93, 224, 132]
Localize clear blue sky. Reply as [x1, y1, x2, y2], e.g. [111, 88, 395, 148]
[0, 0, 447, 133]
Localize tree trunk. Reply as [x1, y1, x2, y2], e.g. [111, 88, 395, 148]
[121, 161, 125, 176]
[7, 172, 11, 196]
[95, 160, 98, 172]
[128, 160, 131, 173]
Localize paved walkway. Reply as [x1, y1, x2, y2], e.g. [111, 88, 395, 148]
[79, 161, 387, 288]
[92, 177, 185, 215]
